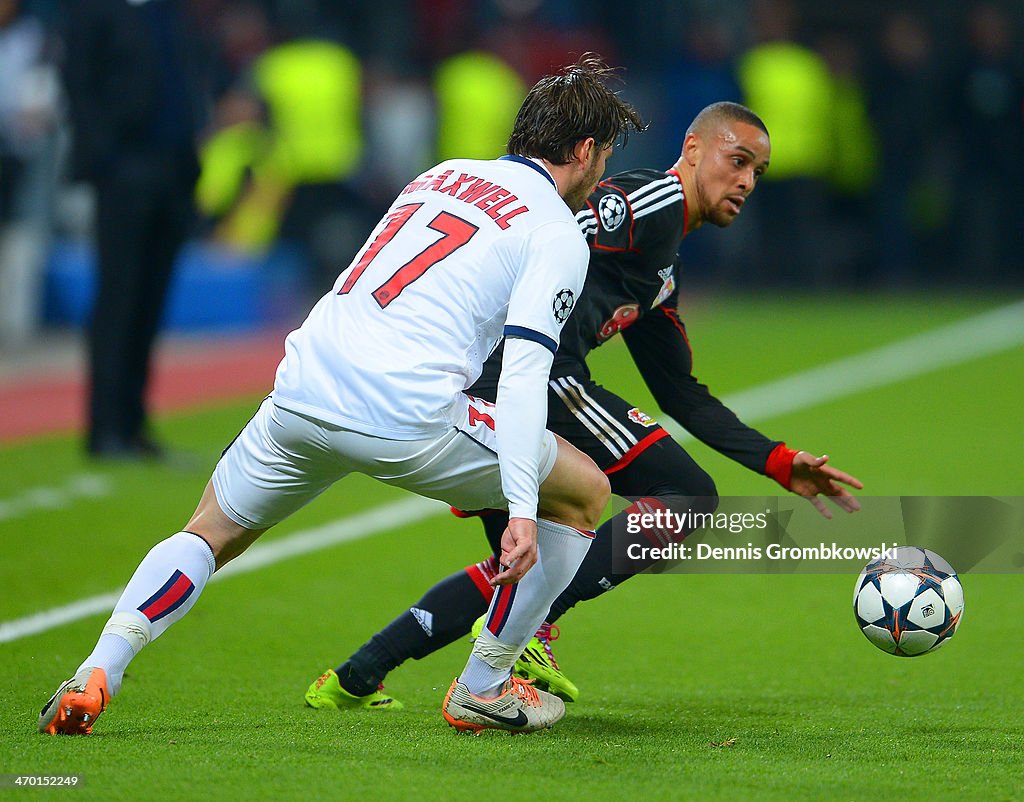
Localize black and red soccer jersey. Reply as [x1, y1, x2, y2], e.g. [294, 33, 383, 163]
[558, 169, 687, 359]
[478, 167, 782, 476]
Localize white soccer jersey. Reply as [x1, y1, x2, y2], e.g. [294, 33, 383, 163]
[273, 156, 589, 517]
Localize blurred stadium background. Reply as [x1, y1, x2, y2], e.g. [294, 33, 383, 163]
[1, 0, 1022, 351]
[2, 3, 1023, 796]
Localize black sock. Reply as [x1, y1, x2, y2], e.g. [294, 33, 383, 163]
[335, 563, 494, 696]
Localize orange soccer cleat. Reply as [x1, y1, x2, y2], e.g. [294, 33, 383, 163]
[38, 667, 109, 735]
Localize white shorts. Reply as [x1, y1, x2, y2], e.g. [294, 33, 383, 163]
[211, 395, 558, 530]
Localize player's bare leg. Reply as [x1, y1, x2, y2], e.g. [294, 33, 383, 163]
[184, 481, 268, 569]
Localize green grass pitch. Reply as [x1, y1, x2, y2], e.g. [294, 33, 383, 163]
[1, 293, 1022, 801]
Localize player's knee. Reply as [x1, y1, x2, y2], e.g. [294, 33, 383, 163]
[185, 482, 267, 569]
[539, 440, 610, 530]
[690, 470, 718, 510]
[655, 471, 718, 521]
[543, 464, 609, 531]
[667, 467, 717, 508]
[578, 468, 610, 530]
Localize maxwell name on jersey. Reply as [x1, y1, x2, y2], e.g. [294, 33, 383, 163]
[399, 169, 530, 230]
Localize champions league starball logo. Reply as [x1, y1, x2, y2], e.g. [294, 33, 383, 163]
[553, 288, 576, 323]
[598, 194, 626, 231]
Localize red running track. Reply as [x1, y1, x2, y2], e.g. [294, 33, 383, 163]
[0, 332, 287, 443]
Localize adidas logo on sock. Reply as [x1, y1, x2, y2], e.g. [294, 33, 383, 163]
[410, 607, 433, 636]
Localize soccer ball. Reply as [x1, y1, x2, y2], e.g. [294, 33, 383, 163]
[853, 546, 964, 657]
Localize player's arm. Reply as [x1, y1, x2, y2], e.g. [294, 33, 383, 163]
[622, 299, 778, 470]
[492, 337, 551, 581]
[495, 222, 588, 578]
[621, 301, 862, 516]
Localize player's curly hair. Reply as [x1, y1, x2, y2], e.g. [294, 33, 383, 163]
[507, 54, 646, 164]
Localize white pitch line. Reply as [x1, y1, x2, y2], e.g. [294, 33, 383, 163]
[2, 299, 1022, 645]
[0, 496, 448, 644]
[0, 473, 113, 523]
[664, 298, 1024, 442]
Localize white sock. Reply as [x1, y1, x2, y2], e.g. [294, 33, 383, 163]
[78, 532, 216, 695]
[460, 519, 593, 697]
[78, 632, 136, 696]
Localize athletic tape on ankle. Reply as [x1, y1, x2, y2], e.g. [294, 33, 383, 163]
[102, 611, 153, 655]
[471, 629, 521, 671]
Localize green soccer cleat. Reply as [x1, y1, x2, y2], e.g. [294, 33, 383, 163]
[304, 669, 403, 711]
[470, 616, 579, 703]
[470, 614, 486, 642]
[515, 622, 579, 703]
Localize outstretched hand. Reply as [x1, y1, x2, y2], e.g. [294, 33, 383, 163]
[790, 452, 864, 519]
[491, 517, 538, 585]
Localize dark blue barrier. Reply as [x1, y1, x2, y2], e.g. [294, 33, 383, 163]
[43, 239, 307, 332]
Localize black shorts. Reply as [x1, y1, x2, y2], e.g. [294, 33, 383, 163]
[544, 374, 669, 474]
[468, 363, 717, 542]
[469, 352, 715, 498]
[468, 362, 669, 476]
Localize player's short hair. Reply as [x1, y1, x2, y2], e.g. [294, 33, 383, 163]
[686, 101, 769, 139]
[507, 54, 646, 164]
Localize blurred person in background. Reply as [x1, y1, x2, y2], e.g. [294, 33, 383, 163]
[429, 0, 617, 170]
[249, 36, 369, 296]
[62, 0, 204, 459]
[193, 20, 377, 301]
[662, 17, 744, 154]
[361, 60, 435, 203]
[736, 0, 835, 286]
[192, 2, 282, 255]
[0, 0, 62, 347]
[433, 48, 525, 163]
[865, 11, 952, 286]
[193, 84, 279, 255]
[814, 29, 878, 284]
[950, 3, 1024, 283]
